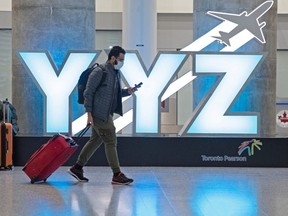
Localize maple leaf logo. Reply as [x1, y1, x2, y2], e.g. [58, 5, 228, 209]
[276, 110, 288, 128]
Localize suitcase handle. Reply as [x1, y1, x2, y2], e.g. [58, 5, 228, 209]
[76, 124, 91, 143]
[2, 98, 10, 123]
[78, 124, 91, 137]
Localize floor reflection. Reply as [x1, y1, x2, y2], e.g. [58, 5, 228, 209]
[0, 167, 287, 216]
[191, 176, 258, 216]
[133, 176, 160, 216]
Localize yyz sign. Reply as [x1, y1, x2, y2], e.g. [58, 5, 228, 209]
[18, 1, 273, 136]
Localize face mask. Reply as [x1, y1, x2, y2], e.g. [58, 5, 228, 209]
[114, 60, 124, 70]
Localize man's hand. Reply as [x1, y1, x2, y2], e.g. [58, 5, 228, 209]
[87, 112, 93, 126]
[128, 87, 137, 95]
[128, 82, 142, 94]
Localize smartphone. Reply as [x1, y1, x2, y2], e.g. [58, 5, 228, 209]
[132, 82, 143, 90]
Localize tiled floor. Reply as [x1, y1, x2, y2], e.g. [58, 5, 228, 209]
[0, 167, 288, 216]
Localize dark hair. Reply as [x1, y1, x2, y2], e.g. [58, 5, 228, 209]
[108, 46, 126, 60]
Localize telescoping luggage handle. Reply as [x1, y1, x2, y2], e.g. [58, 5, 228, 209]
[58, 124, 91, 147]
[48, 124, 91, 148]
[76, 123, 91, 143]
[78, 123, 91, 138]
[2, 98, 9, 123]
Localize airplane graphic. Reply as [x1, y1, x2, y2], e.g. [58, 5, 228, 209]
[207, 1, 274, 46]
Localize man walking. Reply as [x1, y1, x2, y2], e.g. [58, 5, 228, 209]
[69, 46, 135, 185]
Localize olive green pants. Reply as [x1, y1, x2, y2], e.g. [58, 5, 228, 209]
[76, 115, 120, 174]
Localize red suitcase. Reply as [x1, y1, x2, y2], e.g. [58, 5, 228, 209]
[22, 126, 89, 183]
[22, 134, 78, 183]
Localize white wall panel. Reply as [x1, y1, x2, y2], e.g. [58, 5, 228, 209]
[0, 0, 286, 14]
[157, 0, 193, 13]
[278, 15, 288, 49]
[96, 0, 193, 13]
[0, 12, 11, 28]
[0, 30, 12, 100]
[277, 51, 288, 98]
[0, 0, 11, 11]
[278, 0, 288, 14]
[96, 0, 122, 12]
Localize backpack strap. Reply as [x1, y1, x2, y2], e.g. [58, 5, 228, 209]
[97, 65, 107, 88]
[91, 62, 99, 69]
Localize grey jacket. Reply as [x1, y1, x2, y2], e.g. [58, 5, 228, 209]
[83, 62, 130, 122]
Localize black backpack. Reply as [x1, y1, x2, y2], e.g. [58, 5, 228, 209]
[77, 63, 106, 104]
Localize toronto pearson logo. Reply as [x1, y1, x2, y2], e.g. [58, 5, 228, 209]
[201, 139, 263, 162]
[238, 139, 263, 156]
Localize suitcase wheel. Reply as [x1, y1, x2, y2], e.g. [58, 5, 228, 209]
[31, 176, 38, 184]
[30, 178, 47, 184]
